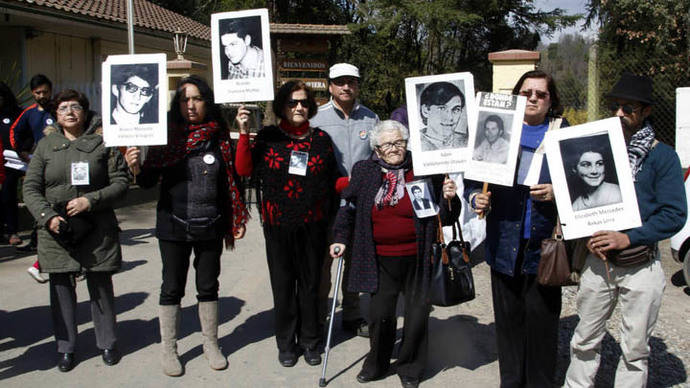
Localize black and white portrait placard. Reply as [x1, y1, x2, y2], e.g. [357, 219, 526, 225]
[211, 8, 274, 103]
[544, 117, 641, 240]
[464, 92, 526, 186]
[406, 179, 439, 218]
[102, 53, 167, 147]
[405, 72, 477, 175]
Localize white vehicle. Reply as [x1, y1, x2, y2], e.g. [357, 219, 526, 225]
[670, 169, 690, 285]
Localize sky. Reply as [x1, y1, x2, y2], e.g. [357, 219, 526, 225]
[534, 0, 597, 44]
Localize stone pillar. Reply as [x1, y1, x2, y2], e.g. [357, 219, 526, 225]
[488, 50, 540, 94]
[166, 58, 208, 108]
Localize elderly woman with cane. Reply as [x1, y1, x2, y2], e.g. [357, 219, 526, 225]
[329, 120, 460, 388]
[234, 80, 339, 368]
[125, 75, 248, 376]
[23, 89, 129, 371]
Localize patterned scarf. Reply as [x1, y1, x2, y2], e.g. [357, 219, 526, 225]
[373, 151, 412, 209]
[144, 121, 249, 246]
[627, 121, 655, 180]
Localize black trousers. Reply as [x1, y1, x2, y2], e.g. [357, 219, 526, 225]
[491, 246, 562, 388]
[49, 272, 117, 353]
[0, 169, 21, 235]
[362, 255, 430, 380]
[263, 221, 326, 353]
[158, 238, 223, 305]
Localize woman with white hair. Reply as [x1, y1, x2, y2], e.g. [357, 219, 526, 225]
[330, 120, 460, 388]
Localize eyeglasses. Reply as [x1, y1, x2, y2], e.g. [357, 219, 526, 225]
[123, 82, 154, 96]
[56, 104, 83, 114]
[330, 77, 358, 87]
[519, 89, 550, 99]
[376, 140, 407, 151]
[608, 102, 641, 115]
[286, 98, 309, 108]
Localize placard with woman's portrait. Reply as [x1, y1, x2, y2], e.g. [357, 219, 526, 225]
[405, 72, 477, 175]
[211, 8, 274, 103]
[464, 92, 526, 186]
[544, 117, 641, 239]
[102, 53, 168, 147]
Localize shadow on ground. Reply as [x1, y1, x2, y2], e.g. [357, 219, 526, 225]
[556, 315, 687, 387]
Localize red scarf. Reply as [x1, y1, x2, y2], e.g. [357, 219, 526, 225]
[279, 120, 310, 137]
[144, 121, 248, 246]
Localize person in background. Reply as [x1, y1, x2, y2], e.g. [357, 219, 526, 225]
[23, 89, 129, 372]
[0, 82, 22, 246]
[311, 63, 379, 338]
[564, 73, 687, 388]
[235, 80, 339, 367]
[467, 70, 568, 387]
[330, 120, 460, 388]
[124, 75, 248, 376]
[10, 74, 54, 278]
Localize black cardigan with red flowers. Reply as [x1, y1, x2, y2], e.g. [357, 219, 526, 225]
[251, 125, 339, 226]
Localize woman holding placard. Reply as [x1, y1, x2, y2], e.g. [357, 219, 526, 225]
[467, 70, 568, 387]
[23, 89, 129, 371]
[125, 75, 249, 376]
[234, 80, 339, 368]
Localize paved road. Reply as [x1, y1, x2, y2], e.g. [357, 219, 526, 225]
[0, 200, 687, 387]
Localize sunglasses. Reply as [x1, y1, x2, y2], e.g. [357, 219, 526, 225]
[123, 82, 154, 96]
[519, 89, 549, 99]
[286, 98, 309, 108]
[608, 102, 641, 115]
[56, 104, 83, 114]
[330, 77, 358, 87]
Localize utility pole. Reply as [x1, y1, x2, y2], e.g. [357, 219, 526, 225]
[126, 0, 135, 54]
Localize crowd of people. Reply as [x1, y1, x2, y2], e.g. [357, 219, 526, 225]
[0, 62, 686, 388]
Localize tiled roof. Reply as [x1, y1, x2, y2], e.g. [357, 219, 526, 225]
[10, 0, 211, 40]
[8, 0, 351, 40]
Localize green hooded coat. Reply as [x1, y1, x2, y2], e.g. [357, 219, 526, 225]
[23, 112, 129, 273]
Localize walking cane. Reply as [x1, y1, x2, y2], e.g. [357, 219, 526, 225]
[319, 246, 343, 387]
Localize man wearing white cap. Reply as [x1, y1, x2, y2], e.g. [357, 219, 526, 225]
[312, 63, 379, 337]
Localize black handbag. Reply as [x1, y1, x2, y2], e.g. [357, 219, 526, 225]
[49, 203, 94, 251]
[429, 215, 475, 306]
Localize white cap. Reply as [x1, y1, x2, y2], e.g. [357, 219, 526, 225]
[328, 63, 360, 79]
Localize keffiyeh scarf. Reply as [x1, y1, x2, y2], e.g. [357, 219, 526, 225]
[144, 121, 249, 246]
[627, 121, 655, 180]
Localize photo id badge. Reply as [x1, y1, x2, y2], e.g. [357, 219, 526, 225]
[71, 162, 89, 185]
[288, 150, 309, 176]
[405, 179, 439, 218]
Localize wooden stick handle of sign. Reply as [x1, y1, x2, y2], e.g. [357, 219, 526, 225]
[479, 182, 489, 219]
[445, 174, 451, 209]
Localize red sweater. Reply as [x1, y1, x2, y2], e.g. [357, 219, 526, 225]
[371, 170, 417, 256]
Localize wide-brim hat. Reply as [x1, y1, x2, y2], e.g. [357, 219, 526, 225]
[329, 63, 360, 80]
[605, 72, 655, 105]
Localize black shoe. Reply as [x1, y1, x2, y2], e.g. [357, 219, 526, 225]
[303, 348, 321, 366]
[278, 351, 298, 367]
[356, 370, 385, 383]
[342, 318, 369, 338]
[102, 348, 121, 366]
[57, 352, 75, 372]
[399, 375, 420, 388]
[16, 243, 37, 253]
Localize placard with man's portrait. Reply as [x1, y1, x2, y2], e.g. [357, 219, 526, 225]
[464, 92, 526, 186]
[211, 8, 274, 103]
[544, 117, 641, 240]
[405, 73, 477, 175]
[102, 53, 167, 147]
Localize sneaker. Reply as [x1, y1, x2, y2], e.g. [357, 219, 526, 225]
[8, 234, 22, 246]
[27, 266, 48, 283]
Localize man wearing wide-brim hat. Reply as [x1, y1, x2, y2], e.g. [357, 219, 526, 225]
[564, 73, 687, 387]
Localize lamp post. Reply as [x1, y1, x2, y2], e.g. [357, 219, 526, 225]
[173, 29, 188, 60]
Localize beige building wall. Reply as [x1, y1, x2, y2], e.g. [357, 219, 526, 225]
[491, 61, 538, 94]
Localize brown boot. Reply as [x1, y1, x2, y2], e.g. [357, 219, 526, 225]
[159, 304, 183, 376]
[198, 301, 227, 370]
